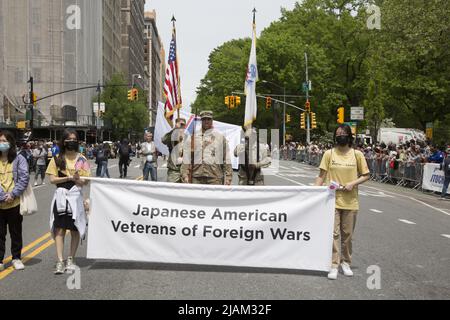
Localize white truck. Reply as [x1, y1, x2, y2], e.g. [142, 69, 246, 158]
[377, 128, 426, 145]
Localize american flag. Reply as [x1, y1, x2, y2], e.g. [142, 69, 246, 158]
[164, 28, 182, 122]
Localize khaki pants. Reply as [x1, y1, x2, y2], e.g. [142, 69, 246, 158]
[167, 170, 182, 183]
[192, 177, 223, 185]
[332, 209, 357, 268]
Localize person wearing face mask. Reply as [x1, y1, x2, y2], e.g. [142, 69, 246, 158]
[32, 141, 47, 186]
[315, 124, 370, 280]
[0, 130, 30, 271]
[45, 129, 90, 275]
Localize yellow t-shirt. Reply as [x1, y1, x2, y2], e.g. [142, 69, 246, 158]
[0, 160, 20, 209]
[319, 148, 370, 210]
[46, 154, 91, 178]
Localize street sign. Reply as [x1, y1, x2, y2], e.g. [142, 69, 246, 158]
[350, 107, 364, 120]
[344, 122, 357, 135]
[93, 103, 105, 113]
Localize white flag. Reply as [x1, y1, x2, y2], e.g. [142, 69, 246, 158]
[244, 21, 258, 129]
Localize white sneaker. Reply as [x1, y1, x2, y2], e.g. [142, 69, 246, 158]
[12, 259, 25, 270]
[0, 263, 4, 271]
[54, 261, 65, 275]
[65, 256, 77, 272]
[34, 182, 38, 186]
[327, 267, 338, 280]
[341, 262, 354, 277]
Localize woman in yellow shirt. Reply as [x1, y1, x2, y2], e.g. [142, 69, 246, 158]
[316, 124, 370, 280]
[0, 130, 30, 271]
[46, 129, 90, 275]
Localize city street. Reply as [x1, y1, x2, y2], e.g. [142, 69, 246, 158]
[0, 159, 449, 300]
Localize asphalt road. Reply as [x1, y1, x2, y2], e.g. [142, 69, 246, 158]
[0, 158, 449, 300]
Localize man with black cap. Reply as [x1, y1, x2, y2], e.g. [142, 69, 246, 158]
[181, 111, 232, 185]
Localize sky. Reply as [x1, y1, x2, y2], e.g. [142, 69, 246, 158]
[145, 0, 298, 110]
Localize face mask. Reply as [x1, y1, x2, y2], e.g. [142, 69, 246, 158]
[0, 142, 10, 153]
[335, 135, 349, 146]
[65, 141, 79, 152]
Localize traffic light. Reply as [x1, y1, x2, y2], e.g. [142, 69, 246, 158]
[305, 100, 311, 113]
[230, 96, 235, 109]
[16, 121, 27, 129]
[32, 93, 37, 106]
[127, 90, 133, 101]
[235, 96, 241, 107]
[286, 114, 291, 123]
[337, 106, 345, 124]
[225, 96, 230, 108]
[300, 112, 306, 129]
[311, 112, 317, 129]
[132, 88, 138, 101]
[265, 97, 272, 110]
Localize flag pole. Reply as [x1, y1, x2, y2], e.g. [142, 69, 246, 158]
[172, 15, 181, 120]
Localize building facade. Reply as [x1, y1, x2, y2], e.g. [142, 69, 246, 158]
[120, 0, 145, 89]
[103, 0, 122, 83]
[0, 0, 102, 129]
[144, 10, 164, 127]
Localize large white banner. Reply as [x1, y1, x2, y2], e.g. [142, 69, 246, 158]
[87, 179, 335, 272]
[422, 163, 449, 194]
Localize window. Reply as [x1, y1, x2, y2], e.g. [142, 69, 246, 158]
[32, 42, 40, 56]
[15, 68, 24, 84]
[32, 11, 40, 26]
[33, 68, 42, 83]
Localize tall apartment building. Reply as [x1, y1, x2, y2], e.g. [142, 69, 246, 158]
[103, 0, 122, 83]
[144, 10, 164, 127]
[120, 0, 145, 89]
[0, 0, 102, 126]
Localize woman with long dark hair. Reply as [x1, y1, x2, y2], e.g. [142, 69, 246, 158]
[315, 124, 370, 280]
[0, 130, 30, 271]
[46, 129, 90, 274]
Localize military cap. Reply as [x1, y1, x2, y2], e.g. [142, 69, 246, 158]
[200, 110, 213, 119]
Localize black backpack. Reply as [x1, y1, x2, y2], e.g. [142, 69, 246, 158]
[119, 144, 129, 158]
[96, 149, 106, 162]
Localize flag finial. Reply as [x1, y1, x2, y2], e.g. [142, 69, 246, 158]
[253, 8, 257, 24]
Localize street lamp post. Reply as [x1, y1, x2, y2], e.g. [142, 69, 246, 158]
[305, 52, 310, 145]
[262, 80, 286, 145]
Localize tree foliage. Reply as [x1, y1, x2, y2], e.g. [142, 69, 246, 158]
[100, 73, 149, 141]
[193, 0, 450, 144]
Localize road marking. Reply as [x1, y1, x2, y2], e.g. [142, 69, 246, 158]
[398, 219, 416, 225]
[274, 174, 306, 186]
[370, 209, 383, 213]
[441, 234, 450, 239]
[278, 165, 291, 170]
[361, 185, 450, 216]
[0, 239, 55, 280]
[2, 232, 51, 265]
[134, 164, 141, 168]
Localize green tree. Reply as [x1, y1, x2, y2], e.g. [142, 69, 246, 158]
[100, 73, 149, 141]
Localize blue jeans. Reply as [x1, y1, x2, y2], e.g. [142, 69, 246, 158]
[442, 177, 450, 198]
[143, 161, 157, 181]
[100, 161, 110, 178]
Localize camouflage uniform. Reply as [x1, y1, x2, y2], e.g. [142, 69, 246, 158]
[234, 142, 271, 185]
[162, 128, 184, 183]
[180, 112, 232, 185]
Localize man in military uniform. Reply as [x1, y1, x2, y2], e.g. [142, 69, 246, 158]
[181, 111, 232, 185]
[162, 117, 186, 183]
[234, 127, 272, 185]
